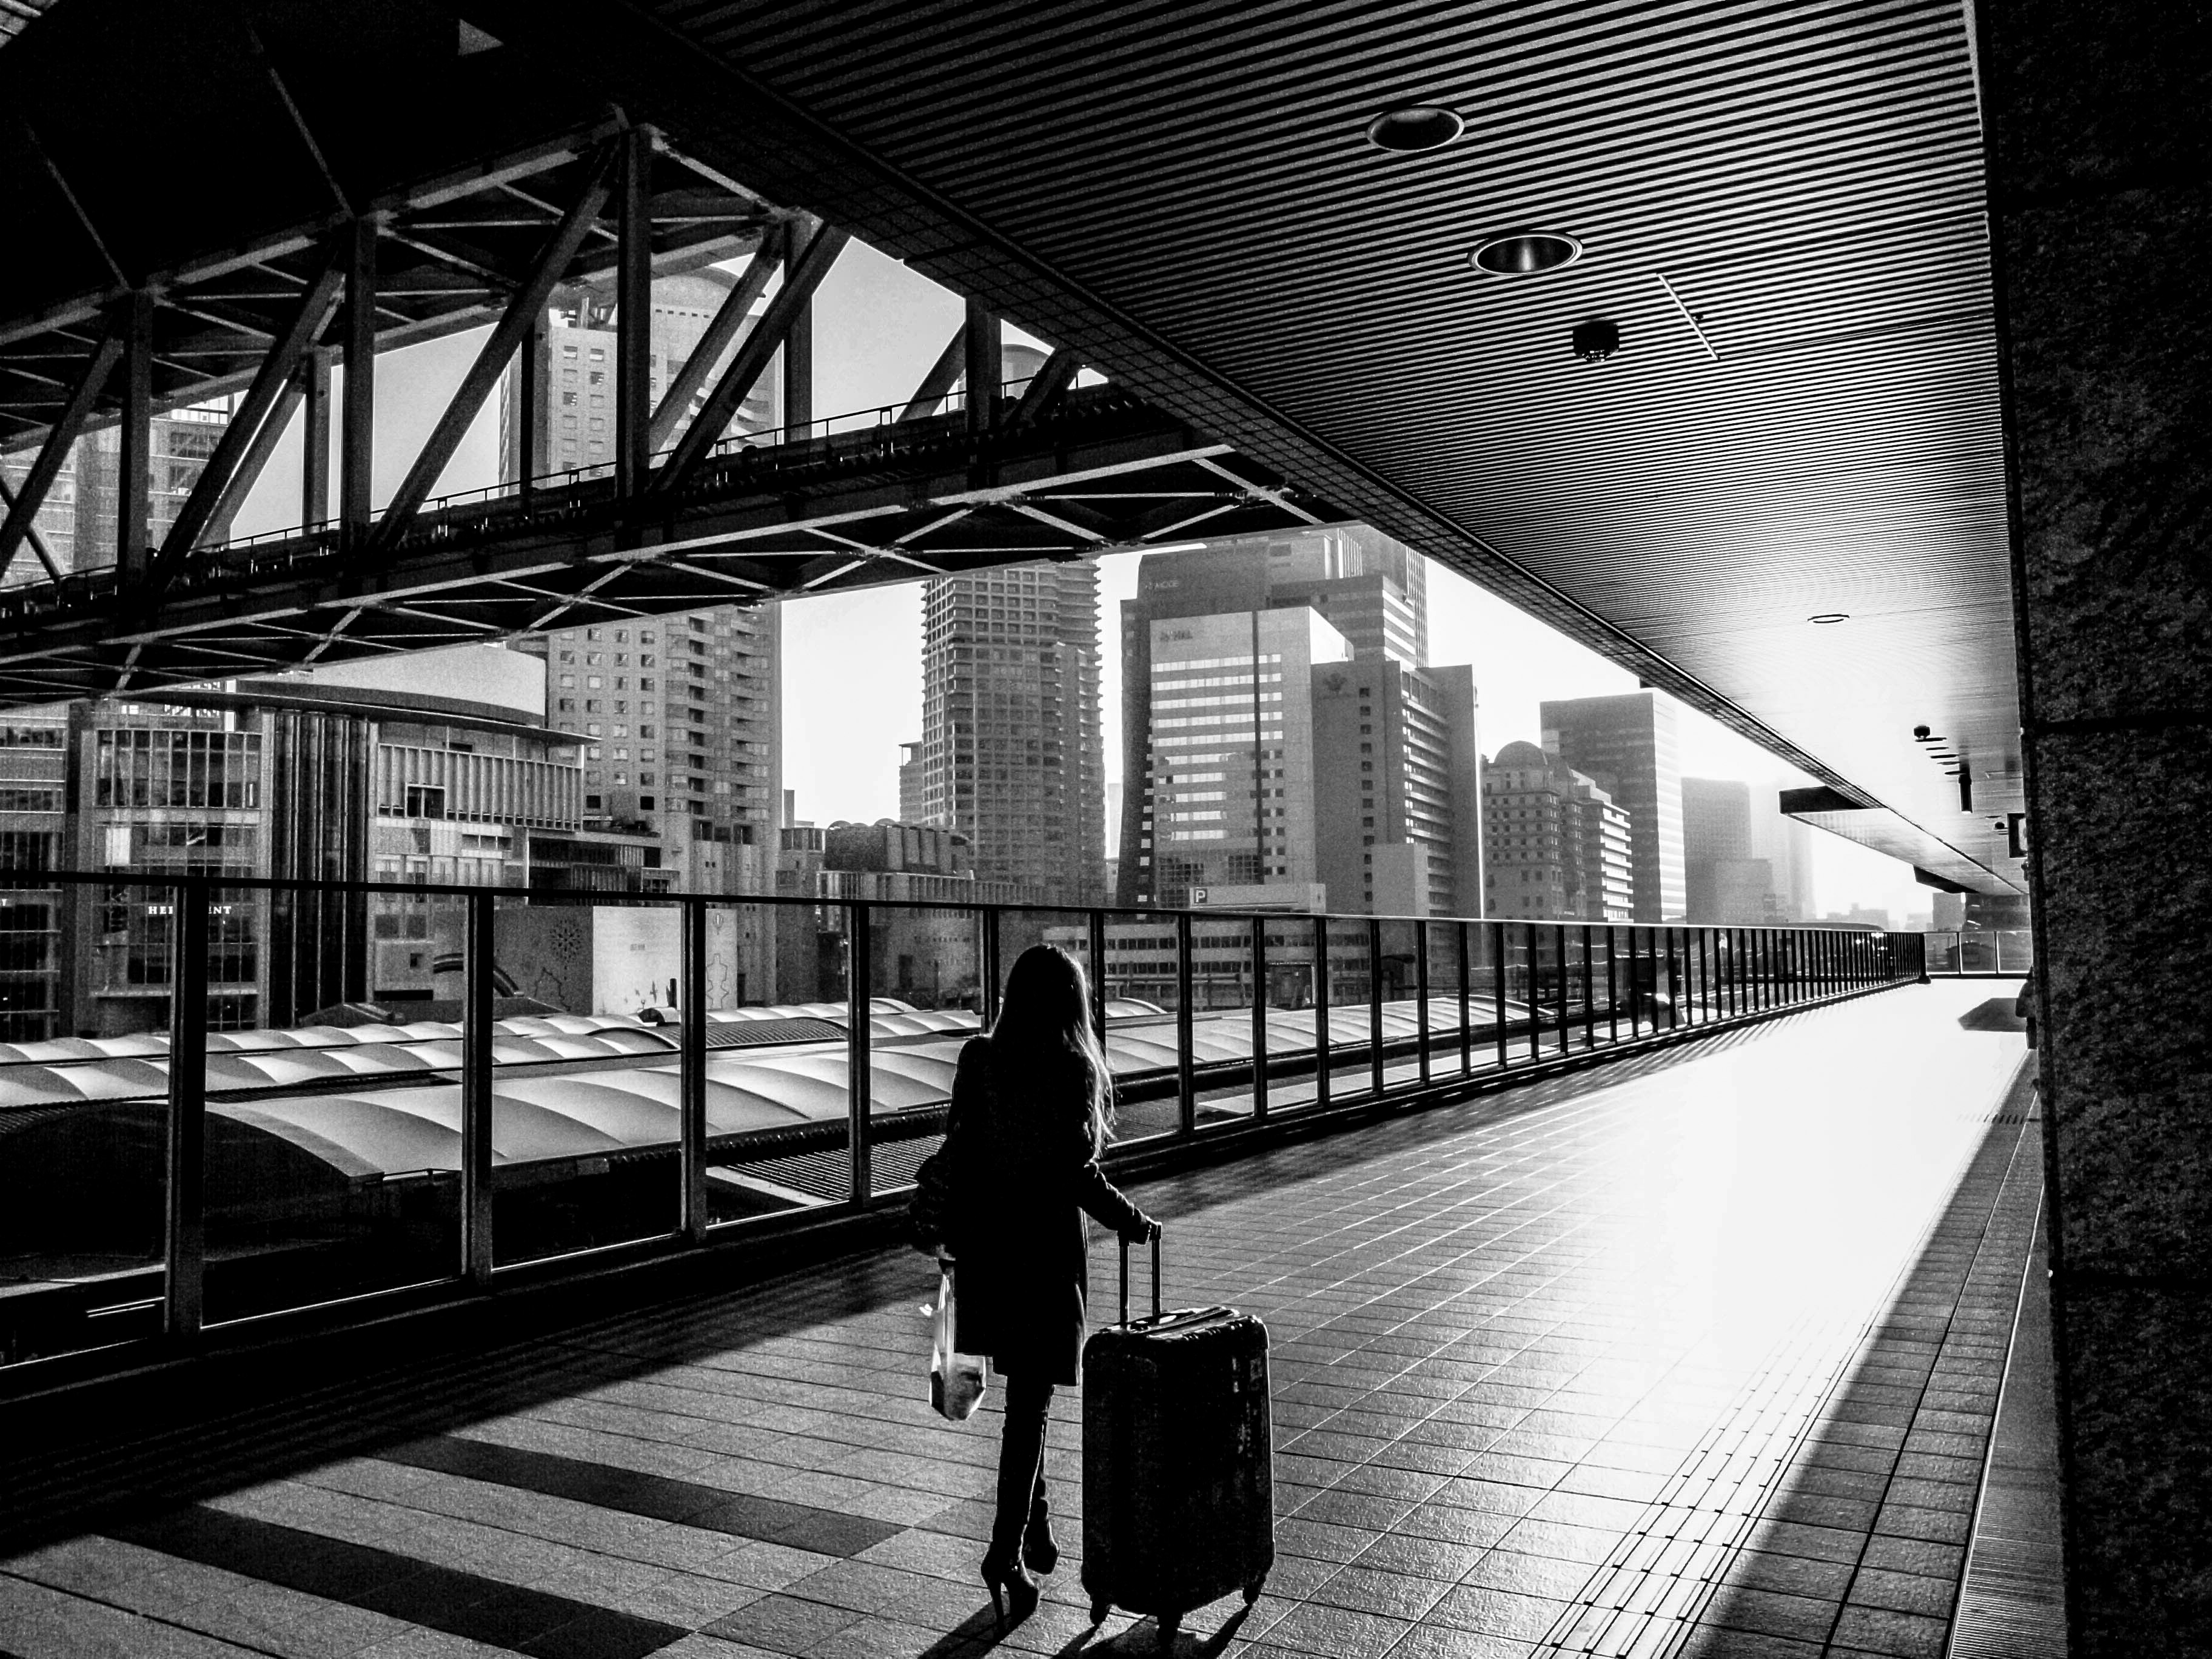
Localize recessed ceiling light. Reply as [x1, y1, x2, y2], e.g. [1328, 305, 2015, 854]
[1808, 612, 1849, 625]
[1366, 106, 1464, 153]
[1470, 231, 1583, 275]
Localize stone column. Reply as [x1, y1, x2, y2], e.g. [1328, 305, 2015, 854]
[1976, 4, 2212, 1654]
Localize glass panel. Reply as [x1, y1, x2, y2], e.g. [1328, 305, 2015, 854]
[1424, 920, 1470, 1078]
[1318, 917, 1373, 1099]
[1187, 908, 1262, 1133]
[1256, 915, 1322, 1116]
[0, 879, 170, 1364]
[1375, 917, 1419, 1091]
[700, 896, 859, 1227]
[489, 893, 684, 1268]
[1067, 906, 1180, 1146]
[203, 876, 464, 1326]
[856, 903, 980, 1200]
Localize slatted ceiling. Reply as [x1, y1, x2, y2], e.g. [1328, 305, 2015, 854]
[637, 0, 2019, 892]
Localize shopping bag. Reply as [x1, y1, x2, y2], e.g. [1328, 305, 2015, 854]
[927, 1263, 988, 1422]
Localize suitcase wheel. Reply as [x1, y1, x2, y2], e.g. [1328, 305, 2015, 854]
[1243, 1576, 1266, 1606]
[1089, 1598, 1110, 1627]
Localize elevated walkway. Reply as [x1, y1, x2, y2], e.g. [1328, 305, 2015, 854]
[0, 982, 2048, 1659]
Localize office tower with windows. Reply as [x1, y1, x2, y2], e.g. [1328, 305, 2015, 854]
[3, 403, 233, 582]
[1682, 776, 1783, 923]
[1541, 691, 1686, 921]
[1118, 525, 1474, 913]
[1145, 606, 1349, 908]
[500, 270, 779, 480]
[1310, 658, 1483, 916]
[1481, 740, 1633, 920]
[502, 273, 784, 880]
[526, 608, 780, 864]
[912, 561, 1105, 907]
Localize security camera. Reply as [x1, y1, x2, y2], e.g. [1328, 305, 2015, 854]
[1570, 319, 1621, 362]
[1911, 725, 1931, 740]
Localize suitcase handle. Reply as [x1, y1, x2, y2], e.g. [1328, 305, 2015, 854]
[1118, 1227, 1161, 1325]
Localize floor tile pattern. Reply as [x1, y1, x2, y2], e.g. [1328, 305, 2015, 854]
[0, 984, 2036, 1659]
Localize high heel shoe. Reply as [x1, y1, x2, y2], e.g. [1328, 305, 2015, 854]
[1023, 1496, 1060, 1575]
[980, 1547, 1041, 1631]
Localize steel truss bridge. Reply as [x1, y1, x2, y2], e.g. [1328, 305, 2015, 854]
[0, 105, 1339, 702]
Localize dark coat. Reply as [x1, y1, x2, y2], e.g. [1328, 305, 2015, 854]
[946, 1035, 1143, 1384]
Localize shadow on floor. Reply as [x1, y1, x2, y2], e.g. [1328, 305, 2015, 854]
[0, 1010, 1822, 1560]
[1956, 996, 2027, 1033]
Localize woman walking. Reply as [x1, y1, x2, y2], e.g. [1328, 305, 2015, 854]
[942, 944, 1158, 1627]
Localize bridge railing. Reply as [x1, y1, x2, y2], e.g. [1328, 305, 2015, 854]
[0, 869, 1921, 1376]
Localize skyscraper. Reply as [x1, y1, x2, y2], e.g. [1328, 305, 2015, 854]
[3, 403, 233, 582]
[911, 560, 1106, 906]
[1117, 526, 1452, 910]
[1683, 776, 1772, 922]
[502, 276, 783, 873]
[1541, 692, 1686, 921]
[1480, 741, 1632, 920]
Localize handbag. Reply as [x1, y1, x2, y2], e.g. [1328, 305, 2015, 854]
[905, 1141, 958, 1253]
[927, 1262, 988, 1421]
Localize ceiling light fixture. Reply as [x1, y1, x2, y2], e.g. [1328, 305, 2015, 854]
[1470, 230, 1583, 275]
[1808, 612, 1849, 624]
[1366, 106, 1464, 153]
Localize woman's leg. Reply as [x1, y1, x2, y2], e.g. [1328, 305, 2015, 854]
[988, 1372, 1055, 1568]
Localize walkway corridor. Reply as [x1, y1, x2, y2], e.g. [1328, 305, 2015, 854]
[0, 982, 2040, 1659]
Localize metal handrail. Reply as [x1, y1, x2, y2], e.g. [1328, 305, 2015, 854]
[0, 866, 1923, 1375]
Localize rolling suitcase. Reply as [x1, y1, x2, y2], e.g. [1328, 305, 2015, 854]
[1081, 1230, 1273, 1642]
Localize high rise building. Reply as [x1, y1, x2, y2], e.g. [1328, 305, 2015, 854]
[1117, 526, 1460, 911]
[1310, 657, 1484, 916]
[3, 403, 233, 582]
[519, 609, 780, 867]
[1541, 692, 1686, 920]
[1749, 785, 1815, 921]
[501, 275, 783, 874]
[1480, 741, 1632, 920]
[498, 270, 779, 480]
[1144, 605, 1349, 907]
[911, 560, 1105, 906]
[1683, 776, 1776, 923]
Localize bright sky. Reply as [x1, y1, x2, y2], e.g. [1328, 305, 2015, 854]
[230, 241, 1928, 924]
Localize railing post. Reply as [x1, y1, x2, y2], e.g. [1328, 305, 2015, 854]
[1251, 915, 1269, 1119]
[164, 877, 209, 1338]
[1556, 926, 1572, 1056]
[1414, 919, 1431, 1085]
[1456, 921, 1472, 1075]
[1698, 928, 1711, 1023]
[1175, 910, 1196, 1135]
[1606, 924, 1618, 1043]
[1525, 922, 1541, 1061]
[979, 907, 1002, 1025]
[1367, 917, 1385, 1096]
[1312, 917, 1332, 1110]
[1492, 920, 1509, 1070]
[680, 897, 708, 1245]
[1581, 924, 1595, 1048]
[1089, 908, 1108, 1047]
[462, 890, 495, 1286]
[846, 901, 872, 1205]
[1667, 928, 1681, 1029]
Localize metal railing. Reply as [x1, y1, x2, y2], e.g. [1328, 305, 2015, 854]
[0, 868, 1923, 1378]
[1919, 929, 2032, 975]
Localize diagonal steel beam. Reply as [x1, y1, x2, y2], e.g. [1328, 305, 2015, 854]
[0, 474, 62, 585]
[650, 223, 850, 495]
[0, 329, 121, 577]
[156, 249, 345, 569]
[370, 145, 618, 553]
[646, 234, 779, 451]
[204, 375, 304, 548]
[1006, 346, 1081, 429]
[899, 327, 966, 423]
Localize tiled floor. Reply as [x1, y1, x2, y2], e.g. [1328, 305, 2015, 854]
[0, 981, 2039, 1659]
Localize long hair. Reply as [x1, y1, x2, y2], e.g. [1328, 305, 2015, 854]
[992, 944, 1114, 1151]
